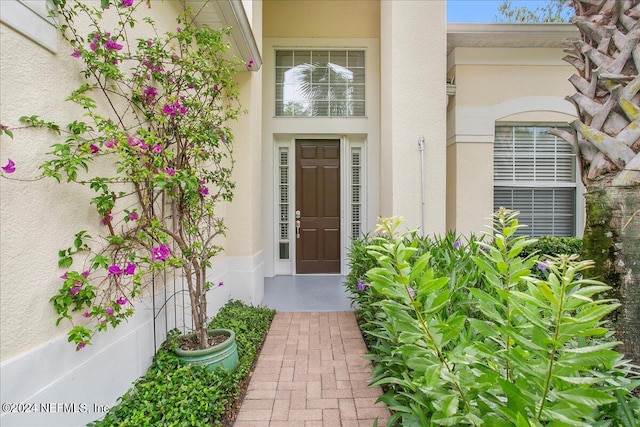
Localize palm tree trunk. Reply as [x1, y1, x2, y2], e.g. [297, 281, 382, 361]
[583, 185, 640, 360]
[559, 0, 640, 362]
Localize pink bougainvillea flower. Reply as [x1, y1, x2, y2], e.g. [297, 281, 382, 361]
[198, 186, 209, 195]
[247, 59, 255, 69]
[69, 286, 81, 295]
[60, 273, 68, 280]
[128, 212, 139, 221]
[101, 213, 113, 225]
[116, 297, 128, 305]
[81, 270, 91, 278]
[213, 84, 219, 91]
[146, 40, 153, 47]
[162, 103, 176, 116]
[105, 306, 114, 316]
[93, 33, 102, 41]
[176, 27, 182, 32]
[82, 312, 91, 318]
[89, 42, 97, 52]
[104, 139, 117, 148]
[71, 49, 81, 58]
[105, 40, 123, 51]
[151, 244, 171, 261]
[89, 144, 99, 154]
[164, 168, 175, 176]
[143, 86, 157, 97]
[152, 144, 162, 154]
[188, 83, 194, 89]
[76, 342, 86, 351]
[1, 158, 15, 174]
[138, 141, 149, 150]
[124, 262, 136, 275]
[121, 0, 134, 7]
[142, 86, 158, 104]
[128, 136, 139, 147]
[218, 281, 224, 287]
[108, 265, 123, 276]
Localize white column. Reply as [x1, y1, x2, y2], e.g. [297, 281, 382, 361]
[380, 0, 447, 234]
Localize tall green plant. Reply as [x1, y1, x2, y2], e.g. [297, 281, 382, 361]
[358, 210, 639, 426]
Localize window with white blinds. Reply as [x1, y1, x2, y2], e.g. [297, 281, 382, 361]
[275, 50, 365, 117]
[494, 125, 576, 236]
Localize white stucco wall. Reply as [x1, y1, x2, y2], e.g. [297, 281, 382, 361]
[380, 0, 447, 235]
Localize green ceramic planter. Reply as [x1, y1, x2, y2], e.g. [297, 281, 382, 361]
[174, 328, 238, 371]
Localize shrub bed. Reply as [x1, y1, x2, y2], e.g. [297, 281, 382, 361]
[346, 212, 639, 426]
[88, 300, 275, 427]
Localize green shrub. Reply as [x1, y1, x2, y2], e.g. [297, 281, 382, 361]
[519, 235, 583, 259]
[88, 301, 275, 427]
[348, 211, 639, 426]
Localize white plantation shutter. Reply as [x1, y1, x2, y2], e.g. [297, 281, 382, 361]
[494, 125, 576, 236]
[278, 147, 290, 259]
[350, 147, 362, 239]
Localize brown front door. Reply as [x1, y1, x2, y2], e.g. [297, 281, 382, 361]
[296, 140, 341, 274]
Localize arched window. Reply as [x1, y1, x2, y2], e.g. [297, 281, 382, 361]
[493, 124, 576, 236]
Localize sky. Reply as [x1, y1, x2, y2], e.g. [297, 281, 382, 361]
[447, 0, 553, 23]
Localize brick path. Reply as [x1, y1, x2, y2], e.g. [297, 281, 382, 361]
[233, 312, 390, 427]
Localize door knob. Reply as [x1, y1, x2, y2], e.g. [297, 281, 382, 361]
[295, 210, 301, 219]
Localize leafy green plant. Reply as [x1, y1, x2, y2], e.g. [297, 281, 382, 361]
[89, 301, 275, 427]
[352, 209, 639, 426]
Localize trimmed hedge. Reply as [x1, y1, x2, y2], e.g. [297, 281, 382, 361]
[88, 300, 275, 427]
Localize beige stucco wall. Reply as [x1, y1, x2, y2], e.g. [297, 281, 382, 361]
[380, 0, 447, 234]
[227, 0, 263, 258]
[446, 46, 578, 235]
[263, 0, 380, 38]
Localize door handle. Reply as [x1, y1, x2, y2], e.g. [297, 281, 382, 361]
[296, 220, 301, 238]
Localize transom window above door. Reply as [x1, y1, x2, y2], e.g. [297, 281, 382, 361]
[275, 49, 365, 117]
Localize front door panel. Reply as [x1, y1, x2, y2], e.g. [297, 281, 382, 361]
[296, 140, 340, 274]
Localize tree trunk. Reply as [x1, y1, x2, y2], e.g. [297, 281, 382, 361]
[559, 0, 640, 363]
[583, 185, 640, 361]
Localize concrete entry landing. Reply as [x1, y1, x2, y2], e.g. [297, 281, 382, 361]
[261, 275, 353, 312]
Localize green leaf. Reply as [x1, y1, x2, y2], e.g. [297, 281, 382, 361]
[556, 388, 617, 407]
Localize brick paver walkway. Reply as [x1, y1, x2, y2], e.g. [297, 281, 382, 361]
[233, 312, 390, 427]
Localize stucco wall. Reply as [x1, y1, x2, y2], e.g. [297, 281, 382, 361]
[380, 0, 447, 234]
[263, 0, 380, 38]
[446, 46, 579, 235]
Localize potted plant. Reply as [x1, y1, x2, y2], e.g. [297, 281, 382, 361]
[7, 0, 245, 368]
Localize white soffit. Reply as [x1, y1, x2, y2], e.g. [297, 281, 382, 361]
[447, 23, 578, 55]
[183, 0, 262, 71]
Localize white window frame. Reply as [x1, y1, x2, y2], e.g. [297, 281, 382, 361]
[0, 0, 58, 53]
[273, 135, 366, 275]
[274, 49, 366, 118]
[493, 123, 579, 237]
